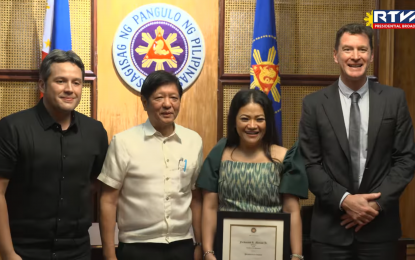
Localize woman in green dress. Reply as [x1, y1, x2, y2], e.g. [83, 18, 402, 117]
[197, 89, 308, 260]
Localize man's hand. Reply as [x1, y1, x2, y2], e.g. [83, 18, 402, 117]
[341, 200, 380, 232]
[341, 193, 381, 224]
[194, 246, 202, 260]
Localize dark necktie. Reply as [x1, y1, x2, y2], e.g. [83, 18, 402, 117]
[349, 92, 361, 192]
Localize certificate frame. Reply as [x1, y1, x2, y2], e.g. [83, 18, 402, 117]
[216, 211, 290, 260]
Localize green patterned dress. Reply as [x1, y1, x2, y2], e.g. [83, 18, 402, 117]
[196, 138, 309, 208]
[218, 161, 283, 212]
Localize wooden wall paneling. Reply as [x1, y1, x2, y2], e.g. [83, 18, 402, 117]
[91, 0, 98, 119]
[90, 0, 99, 222]
[97, 0, 218, 158]
[219, 74, 355, 86]
[217, 79, 249, 140]
[0, 70, 96, 82]
[408, 245, 415, 260]
[394, 0, 415, 245]
[219, 0, 226, 79]
[220, 0, 378, 79]
[378, 0, 394, 85]
[0, 70, 39, 81]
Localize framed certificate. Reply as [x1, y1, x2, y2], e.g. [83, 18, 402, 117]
[216, 211, 290, 260]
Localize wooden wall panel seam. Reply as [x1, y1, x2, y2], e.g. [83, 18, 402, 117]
[91, 0, 98, 120]
[0, 70, 97, 81]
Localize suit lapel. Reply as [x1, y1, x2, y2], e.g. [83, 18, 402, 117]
[322, 82, 350, 161]
[366, 82, 384, 164]
[359, 82, 385, 192]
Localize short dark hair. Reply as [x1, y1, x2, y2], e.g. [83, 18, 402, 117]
[39, 49, 85, 83]
[226, 89, 281, 163]
[335, 23, 373, 51]
[141, 70, 183, 100]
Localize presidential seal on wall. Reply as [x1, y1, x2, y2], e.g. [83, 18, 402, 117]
[112, 3, 205, 92]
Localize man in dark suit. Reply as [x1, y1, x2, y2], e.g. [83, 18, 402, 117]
[299, 23, 415, 260]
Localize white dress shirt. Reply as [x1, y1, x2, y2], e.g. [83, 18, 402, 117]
[98, 119, 203, 243]
[338, 77, 369, 208]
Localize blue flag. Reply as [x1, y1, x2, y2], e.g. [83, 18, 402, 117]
[51, 0, 72, 51]
[250, 0, 282, 145]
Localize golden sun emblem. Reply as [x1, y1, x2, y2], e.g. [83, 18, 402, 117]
[135, 26, 183, 71]
[250, 46, 281, 103]
[364, 10, 374, 28]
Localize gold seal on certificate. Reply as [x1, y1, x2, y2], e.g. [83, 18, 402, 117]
[216, 212, 290, 260]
